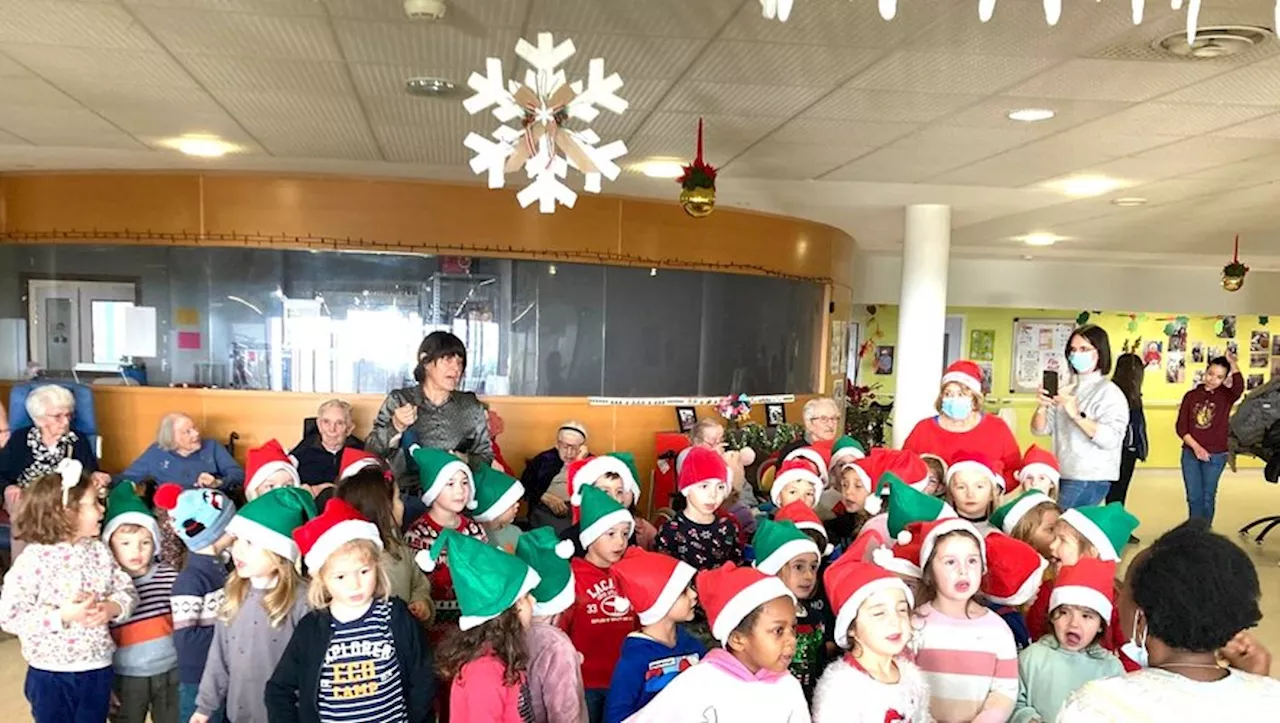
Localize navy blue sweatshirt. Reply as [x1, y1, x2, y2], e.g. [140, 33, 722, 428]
[603, 627, 706, 723]
[170, 552, 231, 685]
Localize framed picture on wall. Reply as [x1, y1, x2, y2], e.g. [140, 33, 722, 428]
[675, 406, 697, 433]
[874, 346, 895, 375]
[765, 403, 787, 428]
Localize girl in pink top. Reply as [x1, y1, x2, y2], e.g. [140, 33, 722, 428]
[909, 519, 1017, 723]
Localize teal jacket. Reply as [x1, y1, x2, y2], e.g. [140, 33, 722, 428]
[1012, 635, 1125, 723]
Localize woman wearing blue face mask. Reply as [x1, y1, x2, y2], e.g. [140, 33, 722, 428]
[1058, 518, 1278, 722]
[903, 360, 1021, 491]
[1031, 325, 1130, 509]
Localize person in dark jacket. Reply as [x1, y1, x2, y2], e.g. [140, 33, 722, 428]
[366, 331, 492, 493]
[1108, 352, 1149, 529]
[289, 399, 365, 485]
[522, 421, 588, 529]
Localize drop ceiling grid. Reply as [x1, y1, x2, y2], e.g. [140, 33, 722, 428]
[727, 142, 882, 181]
[129, 6, 343, 60]
[768, 117, 920, 147]
[178, 55, 355, 94]
[0, 0, 158, 50]
[844, 51, 1060, 95]
[1, 45, 200, 88]
[526, 0, 742, 39]
[124, 0, 326, 15]
[252, 129, 381, 161]
[332, 19, 518, 68]
[0, 128, 31, 145]
[1160, 55, 1280, 105]
[684, 41, 886, 86]
[1003, 58, 1231, 101]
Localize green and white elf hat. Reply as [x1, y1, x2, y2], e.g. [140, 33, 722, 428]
[416, 528, 541, 631]
[225, 486, 318, 563]
[101, 481, 162, 548]
[751, 518, 821, 575]
[886, 477, 956, 540]
[410, 445, 475, 508]
[829, 435, 867, 470]
[990, 490, 1055, 535]
[469, 467, 526, 523]
[572, 483, 635, 550]
[513, 526, 576, 617]
[1058, 502, 1139, 562]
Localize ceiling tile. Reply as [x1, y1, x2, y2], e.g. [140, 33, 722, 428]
[658, 81, 830, 116]
[882, 124, 1047, 158]
[0, 106, 142, 148]
[2, 45, 197, 87]
[364, 94, 488, 130]
[133, 7, 341, 60]
[1160, 55, 1280, 106]
[903, 0, 1140, 58]
[255, 128, 381, 161]
[334, 19, 516, 68]
[1074, 102, 1278, 137]
[633, 112, 779, 143]
[181, 55, 353, 94]
[719, 1, 930, 48]
[105, 107, 251, 141]
[1213, 111, 1280, 139]
[376, 123, 475, 165]
[0, 128, 30, 145]
[726, 142, 875, 180]
[214, 90, 368, 129]
[687, 41, 883, 87]
[940, 95, 1134, 130]
[625, 133, 752, 162]
[0, 76, 80, 109]
[527, 0, 738, 39]
[822, 147, 972, 184]
[558, 34, 705, 81]
[847, 51, 1059, 95]
[0, 0, 158, 50]
[802, 88, 980, 122]
[125, 0, 325, 15]
[928, 142, 1119, 187]
[325, 0, 525, 25]
[767, 117, 917, 147]
[1003, 59, 1228, 101]
[0, 54, 31, 77]
[1025, 126, 1179, 157]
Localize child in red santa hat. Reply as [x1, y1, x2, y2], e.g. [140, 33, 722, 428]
[944, 449, 1007, 536]
[654, 446, 741, 571]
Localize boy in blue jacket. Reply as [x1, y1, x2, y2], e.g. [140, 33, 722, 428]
[604, 549, 706, 723]
[154, 483, 237, 723]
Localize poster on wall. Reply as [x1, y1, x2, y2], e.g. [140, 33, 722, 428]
[1270, 357, 1280, 379]
[1252, 352, 1269, 369]
[976, 361, 994, 395]
[1166, 352, 1185, 384]
[829, 320, 846, 377]
[1249, 374, 1265, 391]
[1191, 342, 1204, 364]
[969, 329, 995, 361]
[1218, 316, 1237, 339]
[1252, 330, 1271, 353]
[1009, 318, 1074, 393]
[874, 346, 895, 375]
[1193, 370, 1204, 387]
[1143, 340, 1163, 370]
[1227, 340, 1240, 357]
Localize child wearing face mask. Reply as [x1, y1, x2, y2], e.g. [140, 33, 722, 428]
[1015, 445, 1061, 501]
[1013, 558, 1123, 723]
[402, 446, 487, 641]
[752, 515, 830, 701]
[265, 499, 434, 723]
[991, 490, 1060, 559]
[944, 450, 1005, 536]
[623, 563, 810, 722]
[561, 485, 639, 723]
[811, 555, 929, 723]
[1027, 503, 1141, 671]
[911, 519, 1017, 723]
[605, 549, 705, 723]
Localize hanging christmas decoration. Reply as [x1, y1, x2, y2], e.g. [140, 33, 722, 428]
[1222, 234, 1249, 292]
[1077, 311, 1091, 325]
[462, 33, 629, 214]
[759, 0, 794, 22]
[1261, 316, 1270, 326]
[677, 118, 718, 218]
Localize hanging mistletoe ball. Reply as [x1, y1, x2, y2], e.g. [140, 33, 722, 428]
[678, 117, 717, 218]
[1223, 260, 1249, 292]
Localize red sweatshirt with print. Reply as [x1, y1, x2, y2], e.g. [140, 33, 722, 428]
[558, 558, 639, 690]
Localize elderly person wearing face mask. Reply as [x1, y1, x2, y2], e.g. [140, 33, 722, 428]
[289, 398, 365, 485]
[777, 397, 843, 463]
[0, 384, 110, 558]
[119, 412, 245, 491]
[522, 421, 589, 530]
[903, 360, 1021, 491]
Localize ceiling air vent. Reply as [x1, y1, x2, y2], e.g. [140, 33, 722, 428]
[1154, 25, 1273, 59]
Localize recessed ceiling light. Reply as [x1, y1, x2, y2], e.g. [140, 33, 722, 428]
[161, 135, 236, 158]
[1112, 197, 1148, 207]
[1017, 232, 1068, 247]
[405, 77, 457, 97]
[1048, 175, 1124, 198]
[1008, 108, 1056, 122]
[632, 159, 685, 179]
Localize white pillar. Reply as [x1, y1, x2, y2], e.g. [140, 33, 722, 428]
[892, 204, 951, 448]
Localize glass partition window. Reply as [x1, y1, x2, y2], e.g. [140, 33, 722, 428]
[0, 243, 821, 395]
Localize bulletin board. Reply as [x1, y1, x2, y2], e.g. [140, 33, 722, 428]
[1009, 318, 1076, 394]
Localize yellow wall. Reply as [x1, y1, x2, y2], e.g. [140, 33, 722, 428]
[856, 306, 1269, 468]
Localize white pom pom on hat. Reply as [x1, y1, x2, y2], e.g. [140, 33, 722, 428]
[415, 549, 436, 573]
[466, 498, 478, 510]
[739, 447, 756, 467]
[897, 530, 913, 545]
[554, 539, 574, 559]
[570, 491, 583, 506]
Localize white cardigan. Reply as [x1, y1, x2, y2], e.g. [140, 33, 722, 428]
[812, 656, 932, 723]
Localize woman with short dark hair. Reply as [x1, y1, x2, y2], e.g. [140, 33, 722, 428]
[1175, 352, 1243, 525]
[366, 331, 492, 489]
[1031, 325, 1129, 509]
[1058, 519, 1279, 721]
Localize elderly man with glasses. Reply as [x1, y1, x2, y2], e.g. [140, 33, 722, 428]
[521, 421, 589, 530]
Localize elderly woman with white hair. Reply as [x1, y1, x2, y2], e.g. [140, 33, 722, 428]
[119, 412, 244, 491]
[776, 397, 843, 463]
[0, 384, 109, 558]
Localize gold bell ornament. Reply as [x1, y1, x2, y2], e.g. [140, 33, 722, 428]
[677, 117, 717, 218]
[1222, 234, 1249, 292]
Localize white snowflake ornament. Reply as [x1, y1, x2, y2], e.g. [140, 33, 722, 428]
[461, 32, 629, 214]
[760, 0, 794, 22]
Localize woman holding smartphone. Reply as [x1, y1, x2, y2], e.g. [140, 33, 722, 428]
[1031, 324, 1130, 509]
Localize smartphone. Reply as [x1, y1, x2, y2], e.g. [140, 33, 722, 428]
[1043, 370, 1059, 397]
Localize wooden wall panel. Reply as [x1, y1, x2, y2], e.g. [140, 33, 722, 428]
[3, 174, 203, 235]
[0, 381, 815, 514]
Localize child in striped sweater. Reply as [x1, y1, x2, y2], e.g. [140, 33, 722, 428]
[103, 483, 181, 723]
[911, 519, 1017, 723]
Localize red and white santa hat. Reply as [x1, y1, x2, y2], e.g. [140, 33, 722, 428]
[1049, 557, 1117, 622]
[697, 563, 795, 646]
[567, 455, 640, 501]
[879, 449, 931, 493]
[945, 449, 1007, 493]
[774, 500, 832, 556]
[941, 360, 985, 396]
[912, 517, 986, 571]
[770, 458, 825, 507]
[868, 522, 924, 580]
[982, 532, 1049, 606]
[677, 446, 729, 495]
[292, 497, 383, 572]
[245, 439, 301, 498]
[338, 448, 383, 482]
[824, 552, 914, 649]
[612, 548, 698, 626]
[783, 441, 832, 484]
[1016, 444, 1061, 486]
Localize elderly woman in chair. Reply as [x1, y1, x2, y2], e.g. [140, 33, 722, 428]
[0, 384, 110, 558]
[120, 412, 245, 492]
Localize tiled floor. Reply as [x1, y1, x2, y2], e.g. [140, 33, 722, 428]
[0, 469, 1275, 721]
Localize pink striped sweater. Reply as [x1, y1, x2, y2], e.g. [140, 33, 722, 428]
[912, 602, 1017, 723]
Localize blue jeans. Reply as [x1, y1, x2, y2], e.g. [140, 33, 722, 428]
[585, 688, 608, 723]
[178, 682, 224, 723]
[1058, 479, 1112, 509]
[1181, 447, 1228, 524]
[25, 666, 113, 723]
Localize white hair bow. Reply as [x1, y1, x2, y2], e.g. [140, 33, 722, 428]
[56, 458, 83, 505]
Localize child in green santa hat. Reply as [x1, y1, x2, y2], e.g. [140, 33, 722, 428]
[471, 465, 525, 554]
[516, 526, 588, 723]
[422, 529, 542, 722]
